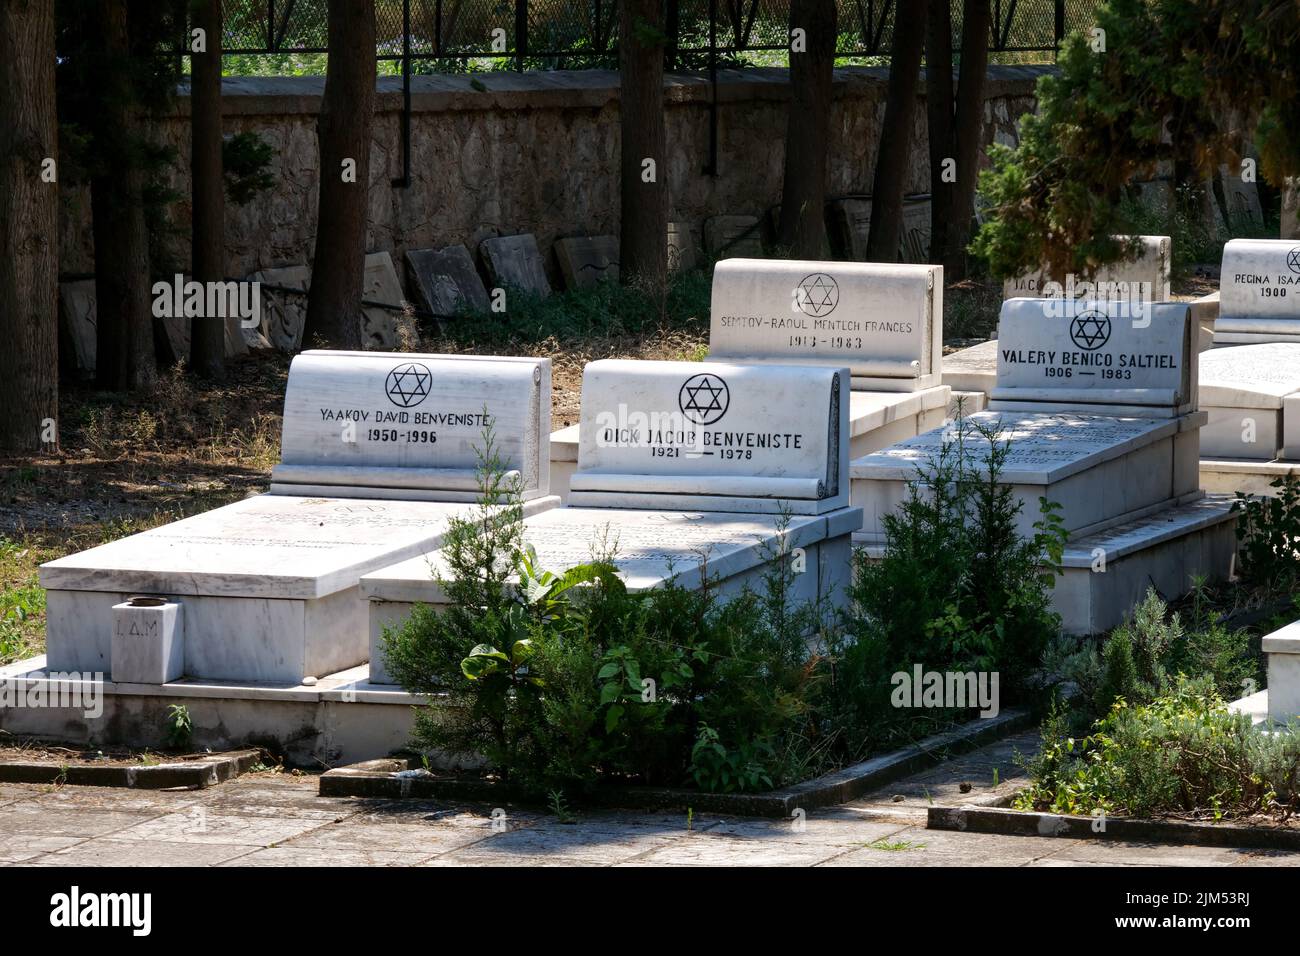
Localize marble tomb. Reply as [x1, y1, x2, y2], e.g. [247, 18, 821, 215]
[853, 297, 1237, 634]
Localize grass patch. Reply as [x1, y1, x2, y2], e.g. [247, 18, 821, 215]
[862, 838, 926, 852]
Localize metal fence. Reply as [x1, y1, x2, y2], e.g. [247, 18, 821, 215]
[209, 0, 1098, 69]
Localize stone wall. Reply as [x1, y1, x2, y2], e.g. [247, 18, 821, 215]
[58, 66, 1047, 286]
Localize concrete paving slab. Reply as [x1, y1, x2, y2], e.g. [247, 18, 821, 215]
[107, 809, 330, 847]
[221, 845, 439, 867]
[27, 838, 258, 867]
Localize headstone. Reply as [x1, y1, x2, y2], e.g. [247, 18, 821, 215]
[567, 359, 849, 515]
[707, 258, 942, 389]
[989, 298, 1195, 416]
[829, 197, 931, 262]
[667, 221, 698, 273]
[1283, 179, 1299, 240]
[361, 252, 407, 350]
[704, 215, 764, 259]
[1003, 235, 1172, 305]
[251, 264, 311, 352]
[479, 234, 552, 299]
[404, 245, 490, 317]
[272, 350, 550, 501]
[1262, 621, 1300, 724]
[554, 235, 619, 289]
[1215, 238, 1300, 342]
[1210, 167, 1264, 231]
[59, 280, 98, 378]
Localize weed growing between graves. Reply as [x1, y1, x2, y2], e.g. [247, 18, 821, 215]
[1233, 474, 1300, 595]
[837, 416, 1068, 751]
[382, 424, 833, 797]
[1015, 677, 1300, 821]
[1037, 586, 1261, 736]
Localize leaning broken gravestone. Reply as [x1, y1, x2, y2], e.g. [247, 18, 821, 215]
[853, 297, 1236, 635]
[404, 245, 490, 317]
[704, 215, 764, 259]
[828, 197, 933, 263]
[479, 233, 552, 299]
[547, 258, 951, 501]
[554, 235, 619, 289]
[1198, 238, 1300, 495]
[362, 358, 861, 684]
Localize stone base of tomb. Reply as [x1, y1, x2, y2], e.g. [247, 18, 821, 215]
[363, 506, 863, 684]
[853, 496, 1237, 635]
[0, 657, 418, 766]
[545, 388, 951, 505]
[1200, 458, 1300, 495]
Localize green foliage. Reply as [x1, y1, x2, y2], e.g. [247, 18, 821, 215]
[1234, 475, 1300, 593]
[1017, 677, 1300, 819]
[841, 414, 1066, 736]
[435, 267, 711, 348]
[1039, 586, 1259, 732]
[164, 704, 193, 750]
[222, 132, 277, 205]
[972, 0, 1300, 279]
[381, 427, 827, 796]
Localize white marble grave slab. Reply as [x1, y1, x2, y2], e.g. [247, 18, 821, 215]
[270, 351, 549, 500]
[942, 339, 999, 395]
[708, 259, 942, 388]
[1003, 235, 1171, 304]
[990, 298, 1194, 416]
[1216, 239, 1300, 342]
[1200, 343, 1300, 409]
[567, 359, 849, 514]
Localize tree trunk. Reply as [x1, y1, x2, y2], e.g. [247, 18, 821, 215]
[944, 0, 992, 280]
[865, 0, 928, 262]
[93, 0, 156, 392]
[777, 0, 837, 258]
[190, 0, 226, 380]
[0, 0, 59, 451]
[303, 0, 376, 350]
[925, 0, 955, 267]
[618, 0, 668, 296]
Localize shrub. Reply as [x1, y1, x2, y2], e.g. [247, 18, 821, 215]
[844, 414, 1066, 724]
[381, 432, 832, 796]
[1017, 677, 1300, 820]
[1234, 475, 1300, 593]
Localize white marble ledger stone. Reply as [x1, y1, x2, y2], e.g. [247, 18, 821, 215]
[1264, 620, 1300, 724]
[708, 259, 942, 389]
[271, 350, 549, 500]
[568, 359, 850, 514]
[990, 298, 1194, 415]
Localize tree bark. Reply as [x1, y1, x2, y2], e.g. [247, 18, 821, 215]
[190, 0, 226, 380]
[945, 0, 992, 280]
[0, 0, 59, 451]
[925, 0, 955, 267]
[618, 0, 668, 296]
[865, 0, 928, 262]
[777, 0, 837, 258]
[93, 0, 156, 392]
[303, 0, 376, 350]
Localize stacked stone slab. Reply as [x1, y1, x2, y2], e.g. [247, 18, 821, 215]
[945, 236, 1175, 403]
[549, 259, 952, 501]
[1199, 239, 1300, 494]
[853, 297, 1237, 635]
[363, 359, 863, 684]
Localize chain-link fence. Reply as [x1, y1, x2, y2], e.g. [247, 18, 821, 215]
[206, 0, 1098, 67]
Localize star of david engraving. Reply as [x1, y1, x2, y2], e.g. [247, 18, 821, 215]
[795, 273, 839, 317]
[1069, 311, 1112, 351]
[1287, 246, 1300, 276]
[385, 362, 432, 408]
[678, 373, 730, 426]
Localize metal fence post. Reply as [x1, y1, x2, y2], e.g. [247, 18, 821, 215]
[1054, 0, 1065, 53]
[705, 0, 718, 176]
[515, 0, 528, 71]
[393, 0, 412, 187]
